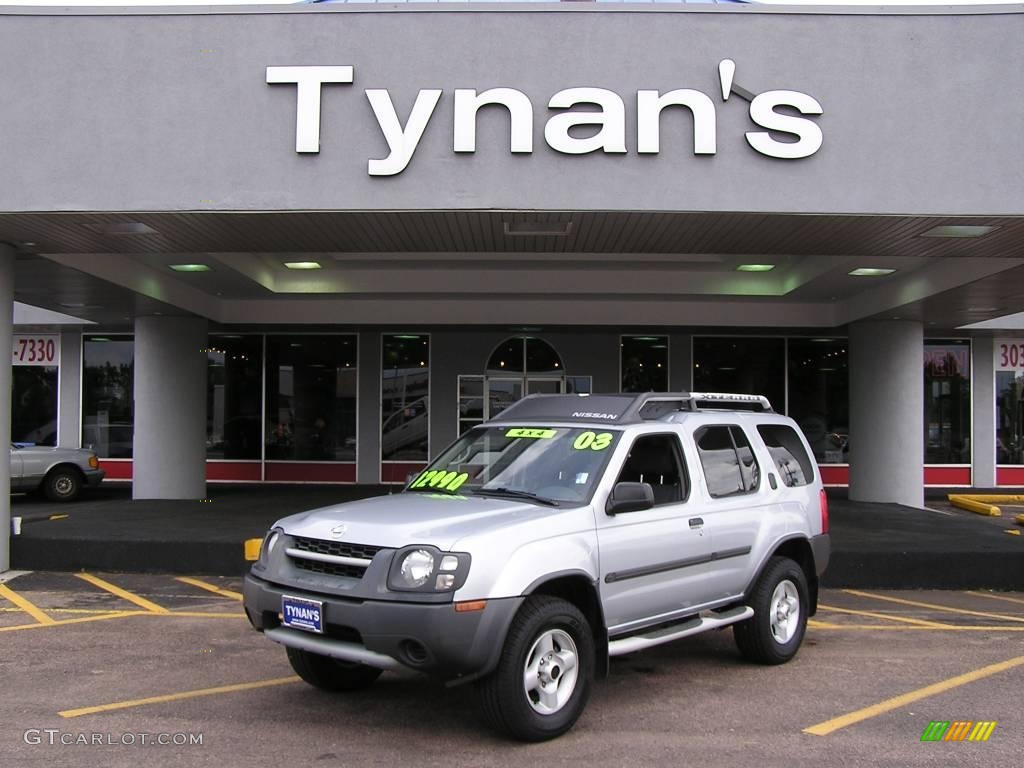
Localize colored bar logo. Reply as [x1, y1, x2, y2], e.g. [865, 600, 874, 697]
[921, 721, 996, 742]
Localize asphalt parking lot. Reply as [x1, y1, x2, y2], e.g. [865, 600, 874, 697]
[1, 572, 1021, 767]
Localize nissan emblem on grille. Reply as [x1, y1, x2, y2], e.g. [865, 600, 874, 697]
[329, 524, 347, 539]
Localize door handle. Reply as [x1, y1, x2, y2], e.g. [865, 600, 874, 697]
[688, 518, 704, 528]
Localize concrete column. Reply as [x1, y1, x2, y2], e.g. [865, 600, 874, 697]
[57, 327, 83, 448]
[132, 315, 207, 499]
[848, 320, 923, 507]
[356, 331, 381, 484]
[971, 336, 996, 488]
[1, 245, 14, 571]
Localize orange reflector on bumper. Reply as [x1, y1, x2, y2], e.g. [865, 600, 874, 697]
[454, 600, 487, 613]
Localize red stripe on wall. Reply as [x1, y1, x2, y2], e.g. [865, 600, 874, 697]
[98, 460, 132, 480]
[206, 462, 262, 482]
[996, 466, 1024, 486]
[381, 462, 428, 484]
[924, 466, 972, 486]
[264, 462, 357, 483]
[818, 465, 848, 486]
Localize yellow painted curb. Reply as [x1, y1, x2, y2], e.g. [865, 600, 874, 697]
[1005, 529, 1021, 536]
[243, 538, 262, 561]
[1016, 513, 1024, 526]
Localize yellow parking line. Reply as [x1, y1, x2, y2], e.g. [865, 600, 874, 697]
[844, 589, 1024, 624]
[967, 591, 1024, 608]
[0, 583, 56, 625]
[807, 624, 1024, 632]
[804, 655, 1024, 736]
[818, 602, 955, 629]
[59, 676, 300, 719]
[143, 611, 245, 619]
[0, 612, 144, 633]
[808, 618, 843, 629]
[175, 577, 243, 601]
[75, 573, 170, 614]
[0, 606, 138, 618]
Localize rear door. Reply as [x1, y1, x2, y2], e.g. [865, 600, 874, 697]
[9, 447, 25, 489]
[597, 433, 719, 634]
[689, 424, 771, 599]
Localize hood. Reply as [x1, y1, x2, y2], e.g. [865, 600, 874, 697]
[276, 492, 566, 550]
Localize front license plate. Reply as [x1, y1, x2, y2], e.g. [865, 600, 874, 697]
[281, 595, 324, 634]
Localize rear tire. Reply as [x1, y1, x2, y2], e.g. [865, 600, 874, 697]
[476, 596, 594, 742]
[734, 556, 808, 665]
[44, 467, 82, 502]
[286, 647, 382, 691]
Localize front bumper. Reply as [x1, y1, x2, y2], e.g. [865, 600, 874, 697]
[243, 574, 523, 685]
[83, 469, 105, 487]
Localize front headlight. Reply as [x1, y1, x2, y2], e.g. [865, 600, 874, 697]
[388, 546, 471, 593]
[259, 528, 283, 565]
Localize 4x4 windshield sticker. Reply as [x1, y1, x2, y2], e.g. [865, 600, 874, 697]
[505, 428, 557, 439]
[573, 432, 613, 451]
[409, 470, 470, 493]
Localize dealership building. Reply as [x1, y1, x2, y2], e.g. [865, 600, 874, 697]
[3, 3, 1024, 566]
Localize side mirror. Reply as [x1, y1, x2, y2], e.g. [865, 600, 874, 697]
[606, 481, 655, 516]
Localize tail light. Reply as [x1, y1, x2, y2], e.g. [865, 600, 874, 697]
[819, 488, 829, 534]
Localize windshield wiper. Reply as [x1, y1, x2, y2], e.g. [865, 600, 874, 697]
[472, 488, 560, 507]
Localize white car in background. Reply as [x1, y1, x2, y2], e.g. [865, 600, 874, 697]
[9, 444, 105, 502]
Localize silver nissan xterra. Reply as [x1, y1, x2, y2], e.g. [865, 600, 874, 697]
[243, 392, 830, 741]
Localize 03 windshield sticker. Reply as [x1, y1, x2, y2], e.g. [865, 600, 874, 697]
[409, 469, 470, 493]
[573, 431, 613, 451]
[505, 428, 558, 439]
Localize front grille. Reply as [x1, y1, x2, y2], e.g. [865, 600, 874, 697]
[292, 559, 366, 579]
[288, 536, 383, 580]
[291, 536, 382, 560]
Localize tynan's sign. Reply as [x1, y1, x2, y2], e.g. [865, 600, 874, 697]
[267, 59, 823, 176]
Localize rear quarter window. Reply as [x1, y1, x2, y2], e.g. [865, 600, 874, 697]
[757, 424, 815, 487]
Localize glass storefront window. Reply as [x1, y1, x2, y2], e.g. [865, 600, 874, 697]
[787, 338, 849, 463]
[207, 336, 263, 460]
[265, 335, 357, 461]
[82, 335, 134, 458]
[382, 335, 430, 461]
[12, 366, 58, 446]
[924, 341, 971, 464]
[693, 337, 785, 416]
[621, 336, 668, 392]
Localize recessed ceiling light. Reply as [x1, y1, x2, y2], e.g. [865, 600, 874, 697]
[284, 261, 322, 270]
[810, 338, 834, 343]
[503, 221, 573, 237]
[736, 264, 776, 272]
[394, 335, 421, 340]
[633, 336, 660, 342]
[921, 225, 999, 238]
[966, 306, 1000, 312]
[59, 302, 100, 309]
[849, 268, 897, 277]
[105, 222, 159, 236]
[21, 242, 37, 248]
[170, 264, 211, 272]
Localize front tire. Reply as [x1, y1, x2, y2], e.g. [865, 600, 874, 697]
[477, 596, 594, 742]
[44, 467, 82, 502]
[286, 647, 382, 691]
[734, 556, 808, 665]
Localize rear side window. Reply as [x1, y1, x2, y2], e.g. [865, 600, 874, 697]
[695, 425, 760, 498]
[757, 424, 815, 487]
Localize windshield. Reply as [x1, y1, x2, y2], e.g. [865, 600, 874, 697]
[406, 425, 622, 506]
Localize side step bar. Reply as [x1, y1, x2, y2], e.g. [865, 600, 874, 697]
[607, 606, 754, 657]
[265, 627, 403, 670]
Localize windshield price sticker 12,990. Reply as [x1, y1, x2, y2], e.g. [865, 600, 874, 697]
[12, 334, 60, 366]
[995, 339, 1024, 371]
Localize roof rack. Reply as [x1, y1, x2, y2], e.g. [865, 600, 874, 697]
[491, 391, 773, 425]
